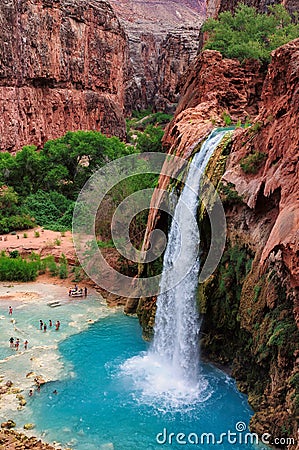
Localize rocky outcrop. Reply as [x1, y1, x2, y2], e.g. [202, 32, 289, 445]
[0, 0, 129, 152]
[223, 39, 299, 289]
[136, 38, 299, 447]
[0, 429, 59, 449]
[142, 49, 264, 253]
[109, 0, 205, 112]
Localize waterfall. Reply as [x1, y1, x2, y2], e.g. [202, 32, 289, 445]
[151, 129, 229, 385]
[121, 129, 230, 409]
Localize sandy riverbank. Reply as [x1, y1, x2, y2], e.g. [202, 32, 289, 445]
[0, 228, 75, 264]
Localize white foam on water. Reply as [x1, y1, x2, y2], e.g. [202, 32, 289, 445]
[121, 351, 212, 413]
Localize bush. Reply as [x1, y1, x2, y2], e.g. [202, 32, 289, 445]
[0, 214, 35, 234]
[24, 190, 74, 231]
[59, 263, 68, 279]
[240, 151, 267, 174]
[203, 4, 299, 63]
[0, 255, 38, 281]
[136, 125, 164, 153]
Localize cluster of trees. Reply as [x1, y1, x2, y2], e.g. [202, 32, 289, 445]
[203, 4, 299, 63]
[0, 113, 168, 234]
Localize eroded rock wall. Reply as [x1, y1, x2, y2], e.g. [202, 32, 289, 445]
[109, 0, 205, 112]
[0, 0, 128, 152]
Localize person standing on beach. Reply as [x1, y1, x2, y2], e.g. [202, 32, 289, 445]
[8, 306, 13, 315]
[84, 287, 88, 297]
[9, 337, 14, 348]
[49, 320, 52, 327]
[43, 323, 47, 332]
[24, 340, 28, 350]
[15, 338, 20, 351]
[55, 320, 60, 330]
[39, 320, 43, 330]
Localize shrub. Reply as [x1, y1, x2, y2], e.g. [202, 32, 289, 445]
[0, 214, 35, 234]
[136, 125, 164, 153]
[203, 4, 299, 63]
[44, 256, 58, 277]
[9, 250, 19, 259]
[240, 151, 267, 174]
[59, 263, 68, 279]
[24, 190, 74, 231]
[221, 111, 232, 125]
[72, 266, 82, 283]
[0, 255, 38, 281]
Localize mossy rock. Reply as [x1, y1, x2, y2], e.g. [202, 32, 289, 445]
[23, 423, 35, 430]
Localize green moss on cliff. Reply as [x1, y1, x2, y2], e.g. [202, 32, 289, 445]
[200, 243, 254, 363]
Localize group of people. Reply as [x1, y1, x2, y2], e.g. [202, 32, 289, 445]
[9, 337, 28, 351]
[39, 319, 60, 331]
[7, 306, 61, 352]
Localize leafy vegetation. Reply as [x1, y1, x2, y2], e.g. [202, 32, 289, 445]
[240, 151, 267, 174]
[0, 121, 167, 234]
[218, 181, 244, 205]
[136, 125, 164, 153]
[203, 4, 299, 63]
[0, 254, 39, 281]
[0, 251, 76, 282]
[24, 190, 74, 231]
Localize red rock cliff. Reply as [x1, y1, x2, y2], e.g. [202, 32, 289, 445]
[142, 49, 264, 252]
[0, 0, 129, 152]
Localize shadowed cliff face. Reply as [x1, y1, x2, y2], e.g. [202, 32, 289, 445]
[0, 0, 128, 152]
[109, 0, 205, 112]
[136, 39, 299, 446]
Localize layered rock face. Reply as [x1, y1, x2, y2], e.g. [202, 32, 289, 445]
[136, 39, 299, 446]
[109, 0, 205, 112]
[142, 49, 264, 253]
[0, 0, 128, 152]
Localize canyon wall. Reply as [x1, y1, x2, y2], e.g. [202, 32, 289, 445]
[109, 0, 205, 113]
[134, 39, 299, 446]
[0, 0, 129, 152]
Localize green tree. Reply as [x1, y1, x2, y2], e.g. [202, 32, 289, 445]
[136, 125, 164, 153]
[203, 4, 299, 63]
